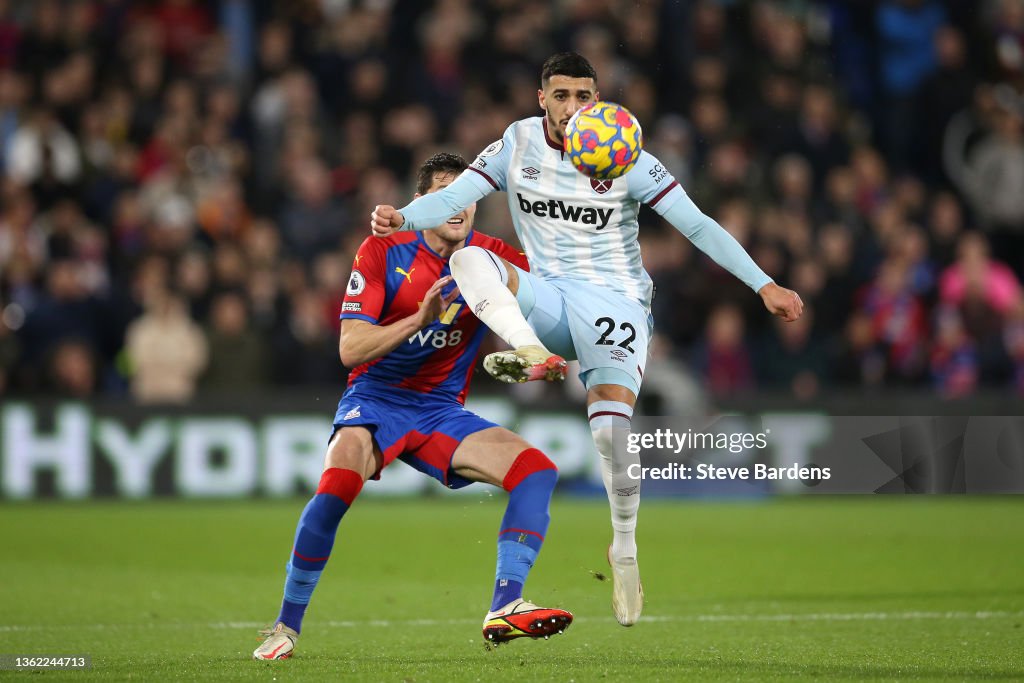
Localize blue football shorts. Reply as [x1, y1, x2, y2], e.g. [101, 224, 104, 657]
[332, 382, 498, 489]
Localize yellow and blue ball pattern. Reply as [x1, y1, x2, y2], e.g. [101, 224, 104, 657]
[564, 101, 643, 180]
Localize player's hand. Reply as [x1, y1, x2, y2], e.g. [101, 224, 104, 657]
[759, 282, 803, 322]
[416, 276, 460, 327]
[371, 205, 405, 237]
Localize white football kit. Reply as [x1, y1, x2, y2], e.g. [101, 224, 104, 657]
[398, 116, 772, 394]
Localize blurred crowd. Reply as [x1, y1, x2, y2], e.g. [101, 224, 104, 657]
[0, 0, 1022, 404]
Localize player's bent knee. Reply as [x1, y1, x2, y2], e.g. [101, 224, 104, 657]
[585, 372, 639, 399]
[450, 245, 509, 286]
[501, 448, 558, 492]
[448, 244, 480, 268]
[449, 245, 486, 274]
[325, 427, 378, 480]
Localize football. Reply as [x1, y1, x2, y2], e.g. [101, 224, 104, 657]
[563, 101, 643, 180]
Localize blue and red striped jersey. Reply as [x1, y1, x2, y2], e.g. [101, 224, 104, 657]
[341, 230, 529, 403]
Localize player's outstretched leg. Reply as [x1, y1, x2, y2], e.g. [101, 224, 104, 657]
[482, 448, 573, 644]
[589, 398, 643, 626]
[254, 466, 364, 660]
[449, 246, 567, 383]
[483, 346, 568, 383]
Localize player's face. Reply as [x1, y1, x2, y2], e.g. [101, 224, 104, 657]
[419, 172, 475, 244]
[539, 75, 598, 142]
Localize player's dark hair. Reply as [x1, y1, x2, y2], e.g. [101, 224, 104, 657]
[416, 152, 468, 194]
[541, 52, 597, 85]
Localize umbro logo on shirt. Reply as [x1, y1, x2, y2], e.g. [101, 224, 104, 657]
[521, 166, 540, 180]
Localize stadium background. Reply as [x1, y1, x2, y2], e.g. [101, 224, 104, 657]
[0, 0, 1020, 497]
[0, 0, 1023, 405]
[1, 2, 1022, 679]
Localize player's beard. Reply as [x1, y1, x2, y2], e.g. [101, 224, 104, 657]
[547, 111, 566, 143]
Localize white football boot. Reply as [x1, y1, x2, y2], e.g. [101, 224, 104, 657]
[253, 622, 297, 660]
[483, 345, 567, 384]
[608, 546, 643, 626]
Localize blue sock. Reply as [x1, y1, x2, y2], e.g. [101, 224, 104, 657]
[491, 450, 557, 611]
[492, 578, 524, 610]
[276, 468, 363, 633]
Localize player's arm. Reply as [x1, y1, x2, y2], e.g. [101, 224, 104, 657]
[339, 276, 460, 368]
[339, 238, 456, 367]
[630, 154, 802, 321]
[371, 175, 490, 235]
[371, 130, 514, 236]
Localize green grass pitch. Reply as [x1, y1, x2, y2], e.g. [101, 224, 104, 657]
[1, 497, 1022, 681]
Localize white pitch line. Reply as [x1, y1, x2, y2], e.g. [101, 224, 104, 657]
[641, 610, 1024, 623]
[1, 610, 1021, 633]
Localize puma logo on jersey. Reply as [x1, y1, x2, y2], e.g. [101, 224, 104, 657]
[516, 193, 613, 229]
[395, 266, 415, 283]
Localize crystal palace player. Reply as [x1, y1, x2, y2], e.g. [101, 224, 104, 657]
[371, 53, 803, 627]
[254, 154, 572, 660]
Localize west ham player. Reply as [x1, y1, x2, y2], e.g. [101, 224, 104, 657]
[255, 153, 572, 660]
[370, 53, 803, 627]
